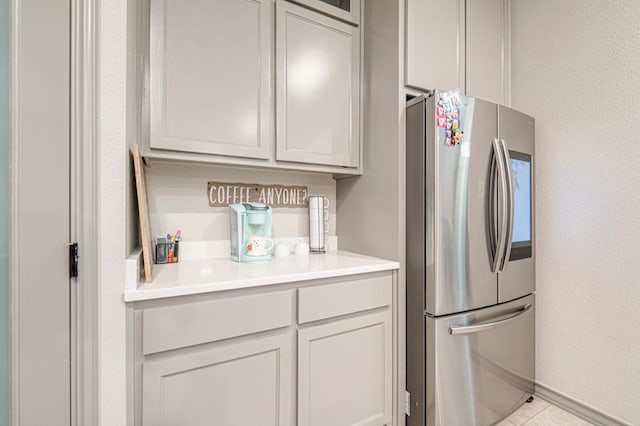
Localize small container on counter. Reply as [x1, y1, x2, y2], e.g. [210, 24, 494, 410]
[273, 242, 291, 258]
[155, 231, 181, 264]
[308, 196, 329, 253]
[294, 240, 310, 256]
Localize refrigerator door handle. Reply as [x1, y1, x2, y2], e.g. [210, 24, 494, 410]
[491, 139, 508, 273]
[499, 139, 514, 271]
[448, 304, 533, 335]
[488, 143, 498, 270]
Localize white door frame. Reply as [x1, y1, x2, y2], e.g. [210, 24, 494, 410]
[69, 0, 99, 424]
[10, 0, 99, 423]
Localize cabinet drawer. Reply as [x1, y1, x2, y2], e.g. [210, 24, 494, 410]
[143, 291, 294, 355]
[298, 273, 392, 324]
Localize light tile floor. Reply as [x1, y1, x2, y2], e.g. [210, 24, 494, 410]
[497, 397, 594, 425]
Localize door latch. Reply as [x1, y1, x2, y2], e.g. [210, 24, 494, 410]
[69, 243, 79, 278]
[405, 390, 411, 416]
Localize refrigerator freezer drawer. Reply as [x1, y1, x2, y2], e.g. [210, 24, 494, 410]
[426, 295, 535, 426]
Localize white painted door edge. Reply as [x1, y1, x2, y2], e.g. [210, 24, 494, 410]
[70, 0, 99, 424]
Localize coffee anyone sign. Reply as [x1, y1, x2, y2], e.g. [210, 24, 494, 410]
[208, 182, 309, 208]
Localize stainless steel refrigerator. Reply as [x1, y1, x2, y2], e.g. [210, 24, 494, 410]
[406, 91, 535, 426]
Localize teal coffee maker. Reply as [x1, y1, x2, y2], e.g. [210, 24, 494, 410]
[229, 203, 274, 262]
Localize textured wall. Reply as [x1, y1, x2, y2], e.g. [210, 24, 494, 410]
[99, 0, 128, 424]
[125, 0, 140, 256]
[511, 1, 640, 423]
[146, 163, 336, 242]
[337, 0, 402, 262]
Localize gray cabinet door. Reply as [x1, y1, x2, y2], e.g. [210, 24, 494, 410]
[143, 333, 293, 426]
[276, 0, 360, 168]
[298, 310, 392, 426]
[405, 0, 466, 92]
[466, 0, 510, 105]
[290, 0, 361, 25]
[149, 0, 272, 159]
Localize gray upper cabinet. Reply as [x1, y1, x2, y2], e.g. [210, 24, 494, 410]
[466, 0, 511, 105]
[149, 0, 272, 159]
[145, 0, 362, 173]
[276, 0, 360, 168]
[289, 0, 361, 25]
[405, 0, 511, 106]
[405, 0, 466, 93]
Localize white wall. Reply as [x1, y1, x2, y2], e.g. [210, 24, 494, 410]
[511, 1, 640, 423]
[146, 163, 336, 242]
[99, 0, 128, 424]
[125, 5, 139, 256]
[337, 0, 402, 262]
[336, 3, 406, 424]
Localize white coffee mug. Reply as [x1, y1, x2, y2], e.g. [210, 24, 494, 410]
[294, 240, 310, 256]
[273, 242, 291, 258]
[246, 236, 275, 256]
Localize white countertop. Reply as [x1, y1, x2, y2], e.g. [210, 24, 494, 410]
[124, 248, 399, 302]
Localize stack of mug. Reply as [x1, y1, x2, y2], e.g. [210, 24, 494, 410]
[308, 196, 329, 253]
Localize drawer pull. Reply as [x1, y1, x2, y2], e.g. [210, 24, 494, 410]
[448, 304, 532, 336]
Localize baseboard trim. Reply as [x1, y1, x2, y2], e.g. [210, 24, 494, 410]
[535, 382, 631, 426]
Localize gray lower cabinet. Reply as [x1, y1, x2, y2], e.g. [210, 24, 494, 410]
[143, 333, 293, 426]
[132, 272, 394, 426]
[298, 311, 392, 426]
[276, 0, 360, 168]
